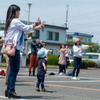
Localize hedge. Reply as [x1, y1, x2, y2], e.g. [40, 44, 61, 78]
[47, 55, 59, 65]
[70, 59, 98, 69]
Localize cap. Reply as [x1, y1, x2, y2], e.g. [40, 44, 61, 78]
[37, 49, 47, 58]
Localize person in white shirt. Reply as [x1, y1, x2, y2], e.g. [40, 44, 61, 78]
[4, 4, 44, 99]
[40, 43, 52, 68]
[71, 38, 92, 80]
[65, 45, 71, 72]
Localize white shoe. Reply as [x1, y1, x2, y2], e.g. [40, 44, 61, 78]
[71, 77, 77, 80]
[76, 77, 80, 80]
[59, 72, 63, 75]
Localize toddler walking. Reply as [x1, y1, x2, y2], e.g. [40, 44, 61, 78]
[36, 49, 47, 92]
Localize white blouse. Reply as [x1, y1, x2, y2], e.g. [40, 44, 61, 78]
[73, 45, 89, 57]
[5, 18, 33, 50]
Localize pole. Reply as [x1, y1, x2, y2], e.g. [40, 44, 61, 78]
[66, 5, 69, 28]
[25, 3, 32, 53]
[66, 5, 69, 42]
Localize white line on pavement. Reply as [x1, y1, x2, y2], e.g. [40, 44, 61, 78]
[45, 80, 100, 83]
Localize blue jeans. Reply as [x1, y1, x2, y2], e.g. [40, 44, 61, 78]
[7, 49, 20, 92]
[66, 57, 69, 69]
[72, 57, 82, 77]
[36, 74, 45, 89]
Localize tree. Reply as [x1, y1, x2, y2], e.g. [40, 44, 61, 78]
[84, 42, 100, 53]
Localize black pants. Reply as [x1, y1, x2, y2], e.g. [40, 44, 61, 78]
[59, 64, 65, 73]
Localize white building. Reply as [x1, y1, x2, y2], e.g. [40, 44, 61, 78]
[26, 24, 68, 55]
[67, 32, 93, 43]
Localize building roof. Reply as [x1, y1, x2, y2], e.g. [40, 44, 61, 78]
[67, 32, 93, 38]
[45, 24, 68, 30]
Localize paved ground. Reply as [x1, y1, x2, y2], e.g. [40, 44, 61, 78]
[0, 67, 100, 100]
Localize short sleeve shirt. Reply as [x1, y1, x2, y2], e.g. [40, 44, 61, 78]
[37, 59, 46, 75]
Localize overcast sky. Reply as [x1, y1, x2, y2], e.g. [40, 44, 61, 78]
[0, 0, 100, 44]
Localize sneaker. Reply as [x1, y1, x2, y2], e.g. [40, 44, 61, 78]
[36, 88, 40, 92]
[59, 72, 63, 75]
[76, 77, 80, 80]
[71, 77, 77, 80]
[41, 88, 47, 92]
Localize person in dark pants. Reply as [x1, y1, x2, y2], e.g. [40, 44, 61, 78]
[27, 36, 43, 76]
[71, 38, 93, 80]
[4, 4, 44, 99]
[36, 49, 47, 92]
[55, 45, 68, 75]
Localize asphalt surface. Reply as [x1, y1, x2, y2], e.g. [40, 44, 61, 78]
[0, 67, 100, 100]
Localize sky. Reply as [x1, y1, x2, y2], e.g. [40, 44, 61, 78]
[0, 0, 100, 44]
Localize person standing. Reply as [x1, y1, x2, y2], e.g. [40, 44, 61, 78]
[28, 36, 43, 76]
[65, 45, 71, 72]
[36, 49, 47, 92]
[4, 4, 44, 99]
[41, 43, 52, 69]
[55, 44, 67, 75]
[71, 38, 92, 80]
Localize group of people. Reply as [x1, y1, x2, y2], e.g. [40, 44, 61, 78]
[0, 4, 93, 99]
[55, 38, 92, 80]
[55, 45, 71, 75]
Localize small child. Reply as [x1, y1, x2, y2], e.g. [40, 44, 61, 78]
[36, 49, 47, 92]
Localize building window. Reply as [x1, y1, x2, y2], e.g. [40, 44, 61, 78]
[36, 30, 40, 39]
[54, 32, 59, 41]
[88, 38, 91, 42]
[47, 31, 53, 40]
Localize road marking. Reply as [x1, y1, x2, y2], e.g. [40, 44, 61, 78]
[45, 80, 100, 83]
[0, 96, 7, 99]
[1, 75, 100, 92]
[17, 81, 100, 91]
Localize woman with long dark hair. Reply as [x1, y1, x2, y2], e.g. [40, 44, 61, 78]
[4, 4, 44, 99]
[71, 38, 92, 80]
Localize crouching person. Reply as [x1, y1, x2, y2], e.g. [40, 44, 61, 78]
[36, 49, 47, 92]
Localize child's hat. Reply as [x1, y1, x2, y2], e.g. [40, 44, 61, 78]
[37, 49, 46, 58]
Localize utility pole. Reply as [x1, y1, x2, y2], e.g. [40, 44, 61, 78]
[25, 3, 32, 53]
[66, 5, 69, 28]
[66, 5, 69, 42]
[27, 3, 32, 25]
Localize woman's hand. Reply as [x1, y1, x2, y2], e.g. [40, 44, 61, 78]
[78, 48, 83, 52]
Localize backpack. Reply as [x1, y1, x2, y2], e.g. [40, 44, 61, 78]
[66, 70, 73, 76]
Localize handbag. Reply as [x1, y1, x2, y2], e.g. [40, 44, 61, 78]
[1, 40, 16, 56]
